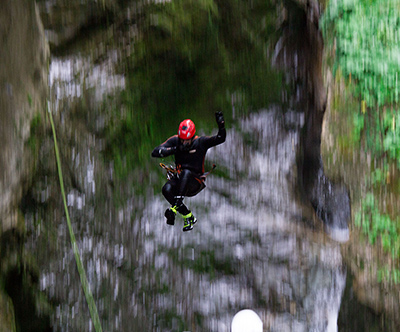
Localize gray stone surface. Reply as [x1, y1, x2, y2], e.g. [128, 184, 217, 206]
[0, 0, 49, 231]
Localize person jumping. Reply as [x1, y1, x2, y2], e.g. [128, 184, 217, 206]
[151, 112, 226, 231]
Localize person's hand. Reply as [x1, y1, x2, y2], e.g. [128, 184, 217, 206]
[215, 111, 225, 129]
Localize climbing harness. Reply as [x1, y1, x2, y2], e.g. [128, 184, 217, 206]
[159, 162, 216, 181]
[159, 163, 181, 180]
[48, 106, 102, 332]
[200, 164, 216, 181]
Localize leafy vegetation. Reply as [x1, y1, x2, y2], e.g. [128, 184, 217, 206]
[355, 193, 399, 258]
[322, 0, 400, 282]
[322, 0, 400, 107]
[322, 0, 400, 166]
[378, 266, 400, 285]
[27, 113, 42, 155]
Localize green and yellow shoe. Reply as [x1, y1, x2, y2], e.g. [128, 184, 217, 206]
[182, 212, 197, 232]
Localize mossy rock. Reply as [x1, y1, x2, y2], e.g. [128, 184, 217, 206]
[0, 291, 16, 332]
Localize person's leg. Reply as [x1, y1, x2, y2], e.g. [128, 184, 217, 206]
[162, 176, 192, 225]
[162, 180, 176, 206]
[162, 179, 181, 225]
[174, 169, 201, 231]
[174, 169, 202, 214]
[162, 170, 200, 230]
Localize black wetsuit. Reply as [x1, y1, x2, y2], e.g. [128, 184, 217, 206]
[152, 127, 226, 214]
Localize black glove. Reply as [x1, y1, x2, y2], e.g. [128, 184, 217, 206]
[215, 111, 225, 129]
[158, 146, 177, 157]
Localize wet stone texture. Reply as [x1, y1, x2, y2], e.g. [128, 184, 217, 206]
[0, 0, 48, 232]
[0, 0, 49, 330]
[3, 0, 395, 331]
[28, 1, 348, 331]
[273, 0, 351, 241]
[137, 109, 346, 331]
[27, 59, 348, 330]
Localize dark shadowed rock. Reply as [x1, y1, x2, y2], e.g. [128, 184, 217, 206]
[0, 0, 49, 329]
[0, 0, 49, 233]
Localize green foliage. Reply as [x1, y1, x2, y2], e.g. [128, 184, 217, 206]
[352, 112, 364, 143]
[356, 192, 399, 258]
[377, 266, 400, 285]
[369, 166, 388, 187]
[322, 0, 400, 168]
[322, 0, 400, 107]
[356, 107, 400, 169]
[27, 93, 33, 107]
[27, 113, 42, 153]
[383, 111, 400, 167]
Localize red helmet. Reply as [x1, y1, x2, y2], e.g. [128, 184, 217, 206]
[178, 119, 196, 139]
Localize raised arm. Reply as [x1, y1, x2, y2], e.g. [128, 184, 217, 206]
[203, 112, 226, 148]
[215, 111, 226, 142]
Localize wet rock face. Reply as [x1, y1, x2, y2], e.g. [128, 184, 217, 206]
[309, 169, 351, 241]
[36, 0, 121, 50]
[0, 0, 49, 329]
[0, 0, 49, 231]
[275, 0, 350, 238]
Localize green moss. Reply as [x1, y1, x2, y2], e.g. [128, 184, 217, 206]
[378, 267, 400, 285]
[26, 113, 42, 153]
[27, 94, 32, 107]
[156, 308, 187, 331]
[0, 291, 16, 332]
[165, 245, 236, 280]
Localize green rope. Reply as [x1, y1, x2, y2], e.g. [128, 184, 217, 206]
[47, 107, 103, 332]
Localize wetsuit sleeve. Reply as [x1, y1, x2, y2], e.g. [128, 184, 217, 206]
[202, 127, 226, 149]
[151, 136, 178, 158]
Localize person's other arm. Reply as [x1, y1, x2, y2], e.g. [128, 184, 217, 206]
[151, 136, 178, 158]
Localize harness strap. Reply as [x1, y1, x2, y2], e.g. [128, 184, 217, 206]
[200, 164, 216, 180]
[159, 163, 216, 186]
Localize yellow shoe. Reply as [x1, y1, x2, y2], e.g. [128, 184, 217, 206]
[182, 212, 196, 232]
